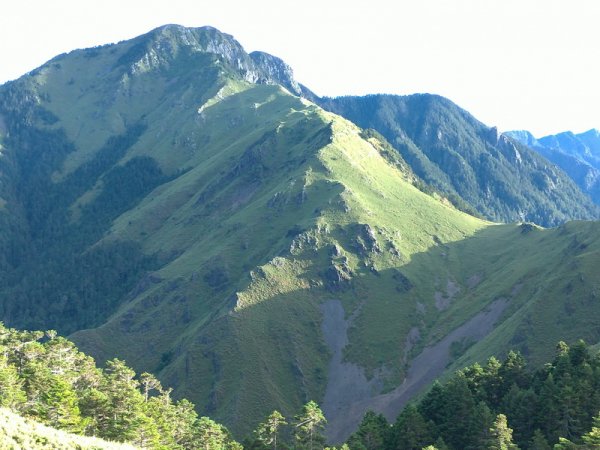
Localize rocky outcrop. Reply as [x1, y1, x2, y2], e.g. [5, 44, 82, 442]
[123, 24, 314, 99]
[249, 51, 302, 95]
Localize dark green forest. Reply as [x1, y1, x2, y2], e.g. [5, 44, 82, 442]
[0, 88, 167, 334]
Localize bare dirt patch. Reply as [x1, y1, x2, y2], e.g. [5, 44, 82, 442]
[321, 300, 383, 442]
[322, 297, 508, 444]
[435, 278, 461, 311]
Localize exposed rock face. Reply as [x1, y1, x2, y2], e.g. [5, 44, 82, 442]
[125, 25, 312, 98]
[249, 51, 302, 95]
[505, 130, 540, 148]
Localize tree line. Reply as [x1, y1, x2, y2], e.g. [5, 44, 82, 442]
[2, 321, 600, 449]
[0, 322, 239, 449]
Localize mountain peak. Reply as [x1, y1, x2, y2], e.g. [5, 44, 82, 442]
[579, 128, 600, 139]
[122, 24, 305, 96]
[504, 130, 540, 147]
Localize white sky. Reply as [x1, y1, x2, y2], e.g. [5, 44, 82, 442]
[1, 0, 599, 137]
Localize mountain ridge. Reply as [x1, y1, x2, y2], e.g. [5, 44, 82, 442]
[318, 94, 600, 226]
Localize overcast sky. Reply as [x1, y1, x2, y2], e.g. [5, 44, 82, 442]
[1, 0, 599, 136]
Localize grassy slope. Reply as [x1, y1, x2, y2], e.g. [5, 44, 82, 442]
[52, 74, 487, 432]
[68, 82, 492, 433]
[449, 221, 600, 371]
[0, 408, 137, 450]
[71, 81, 600, 435]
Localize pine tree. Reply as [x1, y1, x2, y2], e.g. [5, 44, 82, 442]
[419, 381, 446, 434]
[255, 410, 287, 450]
[0, 356, 26, 408]
[499, 351, 529, 394]
[294, 401, 327, 450]
[140, 372, 162, 402]
[529, 429, 551, 450]
[486, 414, 519, 450]
[79, 386, 110, 436]
[432, 437, 449, 450]
[40, 375, 83, 433]
[197, 416, 234, 450]
[437, 374, 478, 449]
[347, 410, 388, 450]
[500, 385, 536, 444]
[581, 412, 600, 446]
[389, 404, 433, 450]
[553, 437, 579, 449]
[467, 401, 496, 450]
[537, 373, 561, 442]
[101, 358, 149, 442]
[481, 357, 503, 406]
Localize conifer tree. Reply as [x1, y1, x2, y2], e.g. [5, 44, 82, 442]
[255, 410, 287, 450]
[0, 355, 26, 408]
[438, 374, 478, 449]
[486, 414, 519, 450]
[581, 412, 600, 446]
[347, 410, 388, 450]
[197, 416, 235, 450]
[40, 375, 83, 433]
[529, 429, 551, 450]
[102, 358, 149, 442]
[294, 401, 327, 450]
[467, 401, 496, 450]
[389, 404, 433, 450]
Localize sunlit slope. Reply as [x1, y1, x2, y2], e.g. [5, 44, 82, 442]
[0, 25, 304, 333]
[71, 82, 490, 434]
[72, 82, 600, 437]
[0, 408, 138, 450]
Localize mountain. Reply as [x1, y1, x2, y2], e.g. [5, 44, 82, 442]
[318, 95, 600, 227]
[2, 24, 600, 444]
[539, 129, 600, 168]
[507, 129, 600, 203]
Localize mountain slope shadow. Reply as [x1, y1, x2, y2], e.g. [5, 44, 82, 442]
[319, 220, 600, 443]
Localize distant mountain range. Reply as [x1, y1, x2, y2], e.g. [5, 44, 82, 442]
[506, 129, 600, 204]
[1, 24, 600, 443]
